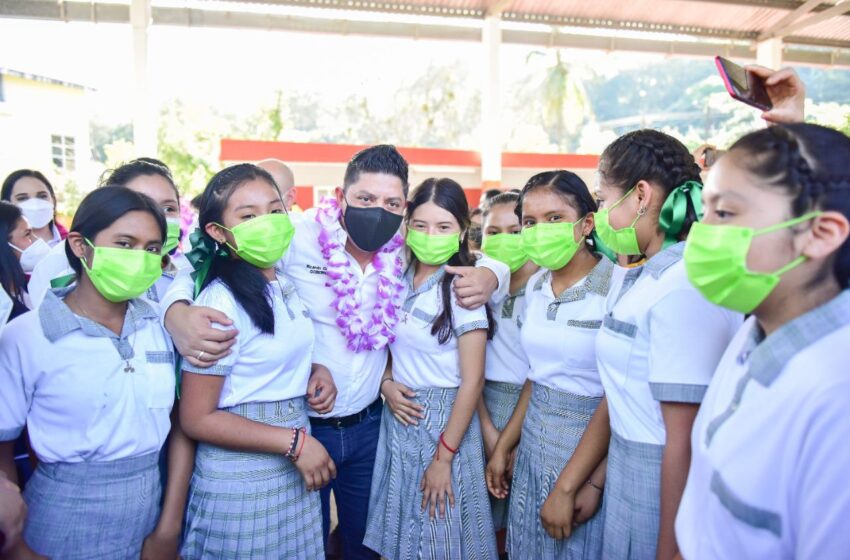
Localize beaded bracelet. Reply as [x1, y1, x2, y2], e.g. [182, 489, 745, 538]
[285, 427, 300, 460]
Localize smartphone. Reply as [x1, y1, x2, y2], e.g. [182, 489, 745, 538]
[715, 56, 773, 111]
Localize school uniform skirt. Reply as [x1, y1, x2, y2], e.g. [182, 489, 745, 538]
[181, 397, 323, 559]
[601, 431, 664, 560]
[364, 386, 498, 560]
[508, 382, 603, 560]
[482, 380, 523, 530]
[23, 452, 161, 560]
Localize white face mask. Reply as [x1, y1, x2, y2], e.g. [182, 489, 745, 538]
[17, 198, 54, 229]
[9, 238, 51, 273]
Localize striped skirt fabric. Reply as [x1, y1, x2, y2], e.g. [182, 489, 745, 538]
[482, 380, 523, 531]
[23, 452, 161, 560]
[508, 383, 603, 560]
[601, 431, 664, 560]
[181, 397, 323, 560]
[363, 387, 498, 560]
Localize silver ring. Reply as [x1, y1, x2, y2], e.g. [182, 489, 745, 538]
[197, 350, 205, 361]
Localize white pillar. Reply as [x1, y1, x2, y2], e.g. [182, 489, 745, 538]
[756, 37, 783, 69]
[131, 0, 156, 156]
[481, 14, 502, 189]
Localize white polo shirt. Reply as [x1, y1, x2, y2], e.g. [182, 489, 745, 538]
[485, 283, 530, 385]
[521, 257, 627, 397]
[676, 291, 850, 559]
[596, 243, 741, 445]
[183, 275, 314, 408]
[0, 289, 10, 333]
[0, 287, 175, 463]
[390, 266, 490, 389]
[161, 208, 509, 417]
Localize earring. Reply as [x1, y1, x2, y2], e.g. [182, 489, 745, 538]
[638, 206, 647, 216]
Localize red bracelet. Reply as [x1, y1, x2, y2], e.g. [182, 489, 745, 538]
[294, 428, 307, 461]
[439, 433, 458, 454]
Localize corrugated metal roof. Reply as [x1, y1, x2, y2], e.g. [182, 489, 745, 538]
[246, 0, 850, 48]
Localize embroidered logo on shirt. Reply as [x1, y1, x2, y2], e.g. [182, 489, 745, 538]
[306, 264, 327, 275]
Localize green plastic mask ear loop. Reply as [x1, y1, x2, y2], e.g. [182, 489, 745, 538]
[753, 211, 824, 277]
[660, 181, 704, 247]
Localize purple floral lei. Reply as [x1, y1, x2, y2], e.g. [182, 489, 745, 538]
[315, 196, 405, 352]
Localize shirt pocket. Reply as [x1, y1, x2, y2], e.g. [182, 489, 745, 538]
[145, 351, 176, 409]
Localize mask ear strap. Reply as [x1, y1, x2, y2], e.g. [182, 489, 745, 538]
[754, 211, 823, 236]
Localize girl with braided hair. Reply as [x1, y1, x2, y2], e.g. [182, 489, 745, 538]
[676, 123, 850, 559]
[549, 129, 743, 560]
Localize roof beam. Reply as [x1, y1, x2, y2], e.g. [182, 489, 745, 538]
[761, 0, 850, 40]
[486, 0, 514, 16]
[759, 0, 825, 39]
[2, 0, 849, 66]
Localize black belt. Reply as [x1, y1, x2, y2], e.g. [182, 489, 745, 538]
[309, 398, 382, 429]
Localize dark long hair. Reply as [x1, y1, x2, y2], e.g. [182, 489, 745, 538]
[65, 187, 166, 277]
[406, 178, 495, 344]
[0, 202, 28, 303]
[728, 123, 850, 288]
[599, 129, 702, 240]
[100, 158, 180, 202]
[198, 164, 282, 334]
[1, 169, 58, 230]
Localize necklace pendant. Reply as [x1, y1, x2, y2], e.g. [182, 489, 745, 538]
[124, 361, 135, 373]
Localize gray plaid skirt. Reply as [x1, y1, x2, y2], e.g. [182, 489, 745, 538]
[508, 383, 604, 559]
[482, 380, 523, 531]
[364, 387, 498, 560]
[23, 452, 161, 560]
[181, 397, 323, 559]
[601, 431, 664, 560]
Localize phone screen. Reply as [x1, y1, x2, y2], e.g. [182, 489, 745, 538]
[715, 56, 773, 111]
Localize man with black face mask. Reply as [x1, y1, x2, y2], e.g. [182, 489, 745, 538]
[161, 145, 509, 559]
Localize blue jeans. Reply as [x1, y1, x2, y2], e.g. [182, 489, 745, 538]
[310, 403, 382, 560]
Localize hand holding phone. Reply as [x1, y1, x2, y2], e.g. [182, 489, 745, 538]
[715, 56, 773, 111]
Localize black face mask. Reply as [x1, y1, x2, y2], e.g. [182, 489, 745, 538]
[343, 202, 403, 252]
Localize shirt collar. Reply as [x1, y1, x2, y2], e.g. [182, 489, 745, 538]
[748, 289, 850, 386]
[644, 241, 685, 279]
[404, 265, 446, 298]
[39, 287, 159, 343]
[533, 256, 614, 303]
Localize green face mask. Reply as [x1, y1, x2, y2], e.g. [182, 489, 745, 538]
[81, 239, 162, 303]
[521, 220, 584, 271]
[594, 187, 643, 256]
[163, 219, 181, 254]
[684, 212, 822, 314]
[217, 213, 294, 268]
[406, 229, 459, 265]
[481, 233, 528, 273]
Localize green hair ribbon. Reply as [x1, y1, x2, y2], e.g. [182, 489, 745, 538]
[659, 180, 704, 248]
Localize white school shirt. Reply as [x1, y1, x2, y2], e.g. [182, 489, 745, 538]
[182, 275, 314, 408]
[485, 281, 530, 385]
[161, 208, 509, 417]
[676, 291, 850, 560]
[521, 257, 627, 396]
[0, 287, 175, 463]
[390, 266, 490, 389]
[595, 243, 742, 445]
[0, 289, 11, 333]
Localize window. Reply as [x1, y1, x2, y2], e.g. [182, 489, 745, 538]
[51, 135, 75, 171]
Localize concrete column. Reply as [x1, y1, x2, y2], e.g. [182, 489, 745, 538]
[131, 0, 156, 156]
[756, 37, 783, 69]
[481, 14, 502, 190]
